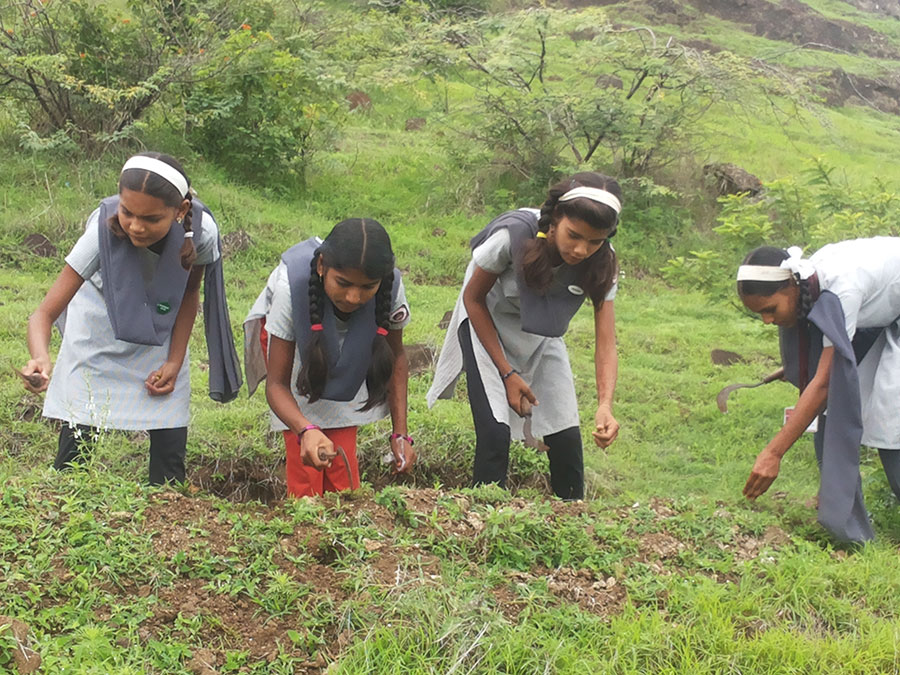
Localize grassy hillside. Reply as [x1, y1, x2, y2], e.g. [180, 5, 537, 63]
[2, 0, 900, 672]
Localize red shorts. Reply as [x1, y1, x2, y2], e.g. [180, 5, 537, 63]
[260, 320, 360, 497]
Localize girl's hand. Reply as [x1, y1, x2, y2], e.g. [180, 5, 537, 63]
[504, 373, 538, 417]
[390, 435, 416, 474]
[743, 448, 781, 499]
[145, 360, 181, 396]
[20, 358, 51, 393]
[593, 404, 619, 448]
[300, 429, 334, 470]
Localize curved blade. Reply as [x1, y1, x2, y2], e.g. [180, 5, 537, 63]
[717, 368, 785, 413]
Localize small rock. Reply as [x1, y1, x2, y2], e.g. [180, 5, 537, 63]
[187, 648, 219, 675]
[711, 349, 746, 366]
[23, 233, 57, 258]
[221, 230, 252, 258]
[431, 227, 446, 237]
[406, 343, 435, 375]
[404, 117, 426, 131]
[437, 310, 454, 330]
[703, 162, 763, 197]
[594, 73, 623, 89]
[346, 91, 372, 111]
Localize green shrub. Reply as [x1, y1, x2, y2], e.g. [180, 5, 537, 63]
[0, 0, 232, 152]
[182, 28, 344, 189]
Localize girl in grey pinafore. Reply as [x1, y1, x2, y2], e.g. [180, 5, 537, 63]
[21, 153, 238, 485]
[738, 239, 900, 542]
[428, 172, 624, 499]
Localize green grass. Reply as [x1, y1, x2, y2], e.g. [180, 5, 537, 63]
[3, 0, 900, 671]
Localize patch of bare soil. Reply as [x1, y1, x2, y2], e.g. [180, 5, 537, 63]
[818, 69, 900, 115]
[69, 488, 802, 669]
[190, 457, 286, 504]
[686, 0, 898, 59]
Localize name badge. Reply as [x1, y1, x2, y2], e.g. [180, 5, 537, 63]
[784, 406, 818, 433]
[567, 285, 584, 296]
[156, 302, 171, 315]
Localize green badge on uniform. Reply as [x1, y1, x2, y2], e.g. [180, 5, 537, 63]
[156, 302, 171, 315]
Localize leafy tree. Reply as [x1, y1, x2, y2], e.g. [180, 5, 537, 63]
[182, 26, 344, 188]
[446, 9, 806, 189]
[0, 0, 244, 152]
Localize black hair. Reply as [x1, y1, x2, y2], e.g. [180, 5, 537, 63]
[737, 246, 813, 319]
[521, 171, 621, 304]
[297, 218, 396, 410]
[110, 151, 195, 270]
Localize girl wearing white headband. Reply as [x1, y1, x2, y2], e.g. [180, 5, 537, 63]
[429, 171, 623, 499]
[737, 239, 900, 542]
[20, 152, 240, 485]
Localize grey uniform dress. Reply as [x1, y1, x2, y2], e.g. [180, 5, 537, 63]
[428, 220, 616, 442]
[44, 209, 220, 430]
[812, 237, 900, 449]
[243, 260, 411, 431]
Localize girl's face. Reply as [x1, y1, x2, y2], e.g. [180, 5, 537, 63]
[741, 285, 800, 327]
[118, 188, 189, 248]
[549, 215, 612, 266]
[317, 259, 382, 314]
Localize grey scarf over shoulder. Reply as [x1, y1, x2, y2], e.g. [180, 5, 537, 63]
[780, 290, 872, 542]
[97, 195, 242, 403]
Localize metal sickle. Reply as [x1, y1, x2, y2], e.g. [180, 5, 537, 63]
[317, 445, 356, 490]
[520, 395, 549, 452]
[716, 368, 785, 413]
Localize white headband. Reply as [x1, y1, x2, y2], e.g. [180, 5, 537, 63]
[121, 155, 189, 198]
[736, 265, 792, 282]
[559, 186, 622, 214]
[736, 246, 815, 282]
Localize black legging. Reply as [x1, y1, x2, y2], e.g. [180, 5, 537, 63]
[55, 423, 188, 486]
[458, 320, 584, 499]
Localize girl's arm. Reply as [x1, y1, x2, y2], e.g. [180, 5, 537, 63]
[24, 264, 86, 392]
[146, 265, 205, 396]
[743, 346, 832, 499]
[265, 334, 334, 469]
[386, 328, 415, 472]
[463, 265, 536, 416]
[593, 299, 619, 448]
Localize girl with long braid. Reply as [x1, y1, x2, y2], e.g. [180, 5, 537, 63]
[428, 172, 623, 499]
[244, 219, 414, 497]
[737, 239, 900, 542]
[21, 152, 241, 485]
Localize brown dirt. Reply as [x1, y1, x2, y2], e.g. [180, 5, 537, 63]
[686, 0, 898, 59]
[12, 487, 799, 669]
[0, 615, 42, 674]
[818, 69, 900, 115]
[563, 0, 897, 58]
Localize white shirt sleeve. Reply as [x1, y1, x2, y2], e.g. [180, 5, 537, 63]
[65, 209, 102, 280]
[194, 211, 220, 266]
[389, 277, 412, 330]
[472, 229, 513, 275]
[604, 279, 618, 302]
[265, 263, 295, 342]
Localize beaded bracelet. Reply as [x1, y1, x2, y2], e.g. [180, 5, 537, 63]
[501, 368, 520, 381]
[389, 432, 414, 446]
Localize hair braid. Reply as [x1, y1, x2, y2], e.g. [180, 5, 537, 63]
[520, 191, 562, 291]
[297, 252, 330, 402]
[359, 270, 397, 411]
[179, 192, 197, 270]
[797, 277, 812, 319]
